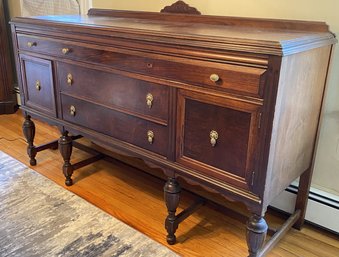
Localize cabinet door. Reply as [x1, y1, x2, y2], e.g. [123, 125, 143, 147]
[176, 90, 262, 190]
[20, 54, 56, 117]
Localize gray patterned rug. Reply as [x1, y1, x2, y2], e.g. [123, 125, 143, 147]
[0, 151, 179, 257]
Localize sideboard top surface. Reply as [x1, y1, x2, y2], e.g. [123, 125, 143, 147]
[11, 9, 337, 56]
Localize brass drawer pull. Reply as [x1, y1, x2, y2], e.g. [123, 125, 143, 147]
[146, 93, 153, 109]
[210, 74, 220, 83]
[35, 80, 41, 91]
[210, 130, 218, 147]
[62, 48, 70, 55]
[27, 41, 37, 47]
[147, 130, 154, 144]
[69, 105, 76, 116]
[67, 73, 73, 85]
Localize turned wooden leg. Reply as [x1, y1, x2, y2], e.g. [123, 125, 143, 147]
[22, 114, 37, 166]
[164, 177, 181, 245]
[58, 131, 74, 186]
[294, 168, 312, 229]
[246, 214, 268, 257]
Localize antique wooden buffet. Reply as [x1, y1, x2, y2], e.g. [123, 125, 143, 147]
[10, 1, 336, 256]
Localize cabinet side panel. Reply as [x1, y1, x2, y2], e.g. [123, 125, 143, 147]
[264, 46, 331, 204]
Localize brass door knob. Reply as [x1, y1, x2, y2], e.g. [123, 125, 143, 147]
[69, 105, 76, 116]
[210, 74, 220, 83]
[27, 42, 37, 47]
[62, 48, 70, 55]
[210, 130, 218, 147]
[67, 73, 73, 85]
[147, 130, 154, 144]
[146, 93, 153, 109]
[35, 80, 41, 91]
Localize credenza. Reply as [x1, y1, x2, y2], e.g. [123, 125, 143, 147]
[10, 1, 337, 256]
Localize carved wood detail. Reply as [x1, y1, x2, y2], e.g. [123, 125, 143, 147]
[160, 1, 201, 15]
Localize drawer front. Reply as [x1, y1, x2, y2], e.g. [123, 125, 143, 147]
[18, 34, 72, 58]
[57, 62, 169, 123]
[18, 34, 266, 97]
[176, 90, 261, 190]
[61, 94, 168, 157]
[139, 60, 266, 97]
[20, 54, 56, 116]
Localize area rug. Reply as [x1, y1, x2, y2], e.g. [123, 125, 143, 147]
[0, 151, 179, 257]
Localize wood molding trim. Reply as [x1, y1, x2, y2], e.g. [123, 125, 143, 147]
[160, 0, 201, 15]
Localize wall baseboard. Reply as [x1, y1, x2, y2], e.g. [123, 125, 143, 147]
[270, 185, 339, 234]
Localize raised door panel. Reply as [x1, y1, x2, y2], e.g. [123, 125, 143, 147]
[19, 54, 56, 117]
[176, 90, 262, 190]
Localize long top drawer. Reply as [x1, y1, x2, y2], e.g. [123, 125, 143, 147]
[18, 34, 267, 98]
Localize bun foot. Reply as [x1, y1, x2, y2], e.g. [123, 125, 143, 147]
[65, 177, 73, 186]
[29, 158, 37, 166]
[166, 235, 176, 245]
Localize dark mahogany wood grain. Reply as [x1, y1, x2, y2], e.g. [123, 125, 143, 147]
[57, 62, 169, 123]
[12, 14, 336, 57]
[18, 34, 266, 97]
[58, 130, 74, 186]
[176, 89, 261, 190]
[19, 54, 56, 117]
[87, 8, 329, 32]
[61, 94, 169, 157]
[183, 99, 251, 177]
[22, 114, 37, 165]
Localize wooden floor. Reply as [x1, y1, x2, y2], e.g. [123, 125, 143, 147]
[0, 112, 338, 257]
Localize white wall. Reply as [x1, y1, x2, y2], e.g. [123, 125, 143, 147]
[8, 0, 21, 17]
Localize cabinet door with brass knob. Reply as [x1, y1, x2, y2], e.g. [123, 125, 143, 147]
[176, 90, 262, 190]
[19, 54, 56, 117]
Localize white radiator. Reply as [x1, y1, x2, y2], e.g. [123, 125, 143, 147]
[271, 183, 339, 234]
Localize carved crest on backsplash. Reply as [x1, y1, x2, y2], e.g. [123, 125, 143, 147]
[160, 1, 201, 15]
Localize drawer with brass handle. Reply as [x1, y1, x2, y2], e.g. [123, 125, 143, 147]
[18, 34, 266, 98]
[18, 34, 75, 59]
[61, 94, 169, 157]
[57, 62, 169, 123]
